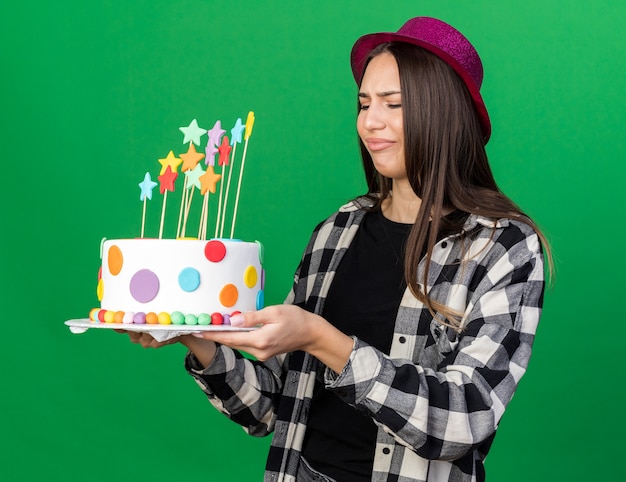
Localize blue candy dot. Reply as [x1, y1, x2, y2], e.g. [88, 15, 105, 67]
[178, 267, 201, 292]
[256, 290, 264, 310]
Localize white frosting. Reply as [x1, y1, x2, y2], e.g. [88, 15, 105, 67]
[100, 239, 264, 316]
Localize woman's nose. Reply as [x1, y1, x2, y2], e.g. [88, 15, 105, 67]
[361, 104, 385, 131]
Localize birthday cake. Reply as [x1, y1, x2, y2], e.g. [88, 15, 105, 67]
[91, 238, 264, 325]
[85, 114, 262, 327]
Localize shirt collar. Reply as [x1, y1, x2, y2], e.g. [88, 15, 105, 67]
[340, 196, 510, 232]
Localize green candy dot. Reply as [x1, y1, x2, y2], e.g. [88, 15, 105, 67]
[171, 311, 185, 325]
[184, 314, 198, 325]
[198, 313, 211, 325]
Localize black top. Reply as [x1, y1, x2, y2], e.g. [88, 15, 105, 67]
[301, 208, 468, 481]
[301, 209, 411, 480]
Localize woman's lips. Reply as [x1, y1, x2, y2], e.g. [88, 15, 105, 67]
[365, 138, 395, 151]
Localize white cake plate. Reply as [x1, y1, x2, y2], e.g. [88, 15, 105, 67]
[65, 319, 256, 342]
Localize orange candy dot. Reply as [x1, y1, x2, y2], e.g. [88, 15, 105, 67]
[108, 245, 123, 275]
[219, 284, 238, 307]
[114, 311, 125, 323]
[146, 312, 158, 324]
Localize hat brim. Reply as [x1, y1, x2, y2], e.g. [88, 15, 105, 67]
[350, 32, 491, 142]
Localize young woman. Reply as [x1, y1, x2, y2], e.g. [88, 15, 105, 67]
[125, 17, 549, 482]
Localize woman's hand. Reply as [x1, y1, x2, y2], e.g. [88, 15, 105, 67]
[196, 305, 354, 373]
[115, 330, 219, 369]
[115, 330, 180, 348]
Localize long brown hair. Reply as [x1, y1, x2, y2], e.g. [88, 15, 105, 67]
[359, 42, 552, 329]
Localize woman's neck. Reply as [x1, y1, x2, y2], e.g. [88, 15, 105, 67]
[382, 180, 421, 224]
[381, 179, 454, 223]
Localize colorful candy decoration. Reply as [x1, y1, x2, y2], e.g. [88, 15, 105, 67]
[179, 119, 206, 146]
[91, 308, 245, 326]
[177, 142, 206, 239]
[205, 143, 218, 165]
[180, 142, 205, 171]
[217, 117, 246, 238]
[179, 164, 205, 238]
[230, 117, 245, 145]
[207, 120, 226, 147]
[158, 150, 183, 175]
[217, 135, 232, 166]
[94, 236, 264, 326]
[198, 166, 222, 240]
[217, 120, 240, 238]
[158, 165, 178, 194]
[230, 111, 255, 238]
[138, 172, 158, 238]
[215, 135, 232, 238]
[157, 165, 179, 239]
[136, 114, 255, 240]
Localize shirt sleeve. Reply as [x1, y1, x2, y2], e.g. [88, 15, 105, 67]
[323, 222, 545, 461]
[185, 346, 288, 437]
[182, 219, 328, 436]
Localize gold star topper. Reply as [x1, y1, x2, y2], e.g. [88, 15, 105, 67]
[157, 150, 182, 175]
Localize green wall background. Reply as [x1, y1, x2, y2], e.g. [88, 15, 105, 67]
[1, 0, 623, 480]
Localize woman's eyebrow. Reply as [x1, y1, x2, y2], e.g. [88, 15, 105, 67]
[358, 90, 402, 98]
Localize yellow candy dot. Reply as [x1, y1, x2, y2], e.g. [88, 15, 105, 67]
[244, 266, 258, 288]
[219, 284, 238, 307]
[158, 312, 172, 325]
[89, 308, 99, 321]
[104, 311, 115, 323]
[97, 279, 104, 301]
[108, 245, 123, 275]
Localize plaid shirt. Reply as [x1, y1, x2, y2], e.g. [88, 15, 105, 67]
[186, 196, 545, 481]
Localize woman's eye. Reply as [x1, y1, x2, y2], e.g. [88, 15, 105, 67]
[388, 103, 402, 109]
[359, 105, 370, 111]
